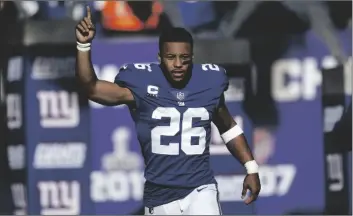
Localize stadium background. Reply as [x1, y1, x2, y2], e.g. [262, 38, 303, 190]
[0, 1, 352, 215]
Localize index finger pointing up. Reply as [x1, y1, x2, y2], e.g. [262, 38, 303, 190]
[86, 6, 91, 19]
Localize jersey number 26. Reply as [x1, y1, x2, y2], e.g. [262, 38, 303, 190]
[151, 107, 209, 155]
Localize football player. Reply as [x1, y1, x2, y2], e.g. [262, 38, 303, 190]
[76, 6, 261, 215]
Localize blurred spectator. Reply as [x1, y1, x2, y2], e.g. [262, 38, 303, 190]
[157, 1, 221, 38]
[5, 0, 351, 40]
[36, 1, 90, 21]
[12, 1, 171, 36]
[177, 1, 217, 33]
[99, 1, 165, 33]
[0, 1, 17, 23]
[218, 1, 349, 64]
[3, 1, 94, 24]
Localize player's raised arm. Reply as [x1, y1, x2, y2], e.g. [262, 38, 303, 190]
[75, 6, 134, 106]
[212, 94, 261, 205]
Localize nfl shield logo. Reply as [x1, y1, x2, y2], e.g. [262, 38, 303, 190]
[176, 92, 185, 101]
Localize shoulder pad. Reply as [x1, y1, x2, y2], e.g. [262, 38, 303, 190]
[115, 63, 154, 87]
[197, 63, 228, 92]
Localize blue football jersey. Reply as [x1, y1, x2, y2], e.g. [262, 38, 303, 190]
[114, 63, 228, 207]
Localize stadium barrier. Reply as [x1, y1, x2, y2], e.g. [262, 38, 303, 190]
[322, 65, 351, 214]
[6, 20, 92, 215]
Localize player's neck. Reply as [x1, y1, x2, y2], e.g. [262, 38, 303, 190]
[159, 64, 193, 89]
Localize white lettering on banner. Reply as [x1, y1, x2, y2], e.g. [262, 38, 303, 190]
[7, 145, 25, 170]
[38, 181, 80, 215]
[102, 127, 142, 170]
[7, 57, 23, 82]
[37, 91, 79, 128]
[326, 153, 344, 192]
[323, 106, 345, 132]
[91, 126, 144, 202]
[90, 171, 144, 202]
[216, 164, 296, 201]
[259, 164, 296, 197]
[7, 94, 22, 129]
[272, 56, 352, 102]
[224, 78, 245, 102]
[33, 142, 86, 169]
[272, 58, 321, 101]
[31, 57, 75, 80]
[210, 116, 243, 155]
[93, 64, 119, 82]
[11, 183, 26, 215]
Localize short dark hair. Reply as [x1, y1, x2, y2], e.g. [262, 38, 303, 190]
[159, 27, 193, 52]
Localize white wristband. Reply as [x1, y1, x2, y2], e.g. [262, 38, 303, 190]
[77, 42, 91, 52]
[220, 125, 243, 144]
[244, 160, 259, 174]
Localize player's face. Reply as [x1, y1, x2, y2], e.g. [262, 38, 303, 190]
[160, 42, 192, 82]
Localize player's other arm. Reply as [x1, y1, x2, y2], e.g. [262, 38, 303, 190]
[213, 95, 255, 166]
[75, 6, 134, 106]
[213, 94, 261, 204]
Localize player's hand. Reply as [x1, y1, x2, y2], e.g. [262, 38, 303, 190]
[75, 6, 96, 43]
[241, 173, 261, 205]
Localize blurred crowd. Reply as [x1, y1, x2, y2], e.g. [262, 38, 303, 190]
[0, 1, 351, 39]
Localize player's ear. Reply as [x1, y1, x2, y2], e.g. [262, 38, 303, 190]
[158, 53, 161, 63]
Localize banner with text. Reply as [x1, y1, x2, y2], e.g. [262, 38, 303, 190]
[24, 52, 92, 215]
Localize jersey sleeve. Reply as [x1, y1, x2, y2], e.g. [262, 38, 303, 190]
[220, 67, 229, 92]
[114, 64, 143, 108]
[215, 66, 229, 108]
[114, 64, 133, 87]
